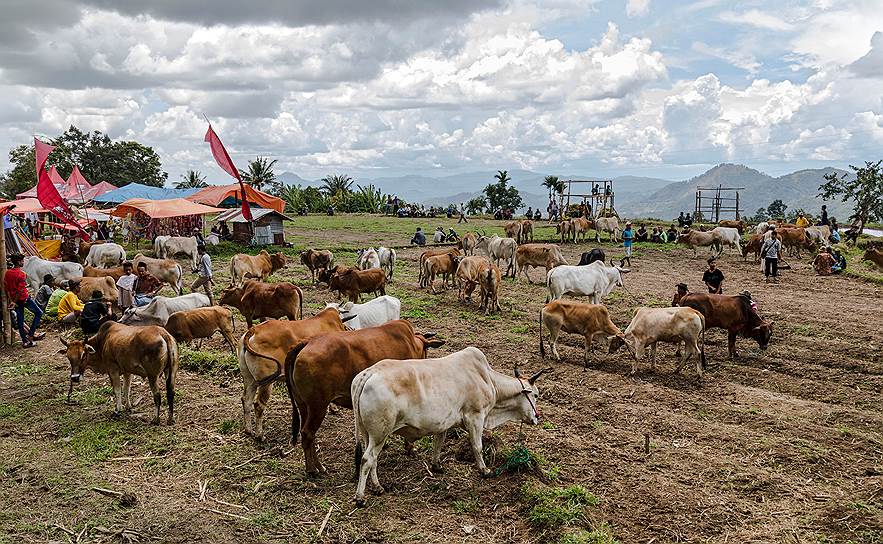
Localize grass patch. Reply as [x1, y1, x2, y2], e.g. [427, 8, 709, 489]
[511, 324, 531, 334]
[178, 345, 239, 376]
[558, 525, 620, 544]
[218, 419, 238, 435]
[452, 497, 479, 514]
[496, 445, 543, 476]
[0, 363, 48, 377]
[64, 420, 130, 462]
[522, 484, 599, 528]
[0, 403, 20, 419]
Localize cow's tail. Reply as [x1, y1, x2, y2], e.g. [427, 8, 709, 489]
[294, 285, 304, 320]
[351, 370, 371, 480]
[544, 268, 553, 303]
[389, 249, 396, 280]
[165, 331, 179, 420]
[539, 307, 546, 358]
[174, 263, 183, 295]
[284, 341, 310, 445]
[699, 315, 707, 370]
[243, 328, 283, 387]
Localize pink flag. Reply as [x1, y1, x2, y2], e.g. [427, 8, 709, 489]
[33, 137, 90, 240]
[204, 125, 252, 221]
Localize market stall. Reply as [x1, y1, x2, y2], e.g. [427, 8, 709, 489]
[111, 198, 222, 241]
[188, 183, 285, 213]
[214, 207, 291, 245]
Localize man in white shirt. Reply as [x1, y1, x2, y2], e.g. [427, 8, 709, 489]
[192, 245, 214, 304]
[116, 262, 137, 311]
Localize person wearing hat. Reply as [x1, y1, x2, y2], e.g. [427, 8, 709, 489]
[80, 290, 112, 335]
[192, 244, 214, 305]
[4, 254, 45, 347]
[672, 283, 689, 306]
[621, 222, 634, 267]
[57, 280, 85, 324]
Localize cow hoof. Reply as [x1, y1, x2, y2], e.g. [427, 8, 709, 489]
[371, 486, 385, 496]
[110, 411, 122, 420]
[431, 463, 445, 474]
[305, 470, 322, 479]
[355, 497, 367, 508]
[479, 469, 495, 479]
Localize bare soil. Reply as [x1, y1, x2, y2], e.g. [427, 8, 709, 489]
[1, 217, 881, 544]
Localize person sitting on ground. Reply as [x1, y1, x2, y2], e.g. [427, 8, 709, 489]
[35, 274, 55, 312]
[45, 281, 69, 319]
[57, 281, 85, 324]
[635, 224, 648, 242]
[830, 220, 841, 243]
[812, 247, 835, 275]
[672, 283, 689, 306]
[702, 258, 724, 294]
[134, 261, 163, 307]
[526, 207, 533, 219]
[410, 227, 426, 246]
[795, 214, 810, 228]
[432, 226, 445, 244]
[533, 209, 541, 221]
[666, 224, 678, 243]
[116, 262, 137, 312]
[831, 247, 847, 273]
[843, 223, 860, 246]
[684, 213, 693, 227]
[677, 212, 685, 227]
[80, 290, 113, 335]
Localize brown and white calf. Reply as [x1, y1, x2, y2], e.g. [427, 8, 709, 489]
[423, 253, 461, 294]
[609, 306, 706, 378]
[515, 244, 567, 283]
[539, 300, 625, 367]
[478, 263, 503, 315]
[164, 306, 237, 355]
[230, 250, 287, 286]
[455, 255, 491, 302]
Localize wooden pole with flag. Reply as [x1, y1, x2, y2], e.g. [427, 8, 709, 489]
[203, 121, 254, 240]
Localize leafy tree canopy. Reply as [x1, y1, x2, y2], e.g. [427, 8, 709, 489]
[483, 170, 523, 212]
[820, 160, 883, 233]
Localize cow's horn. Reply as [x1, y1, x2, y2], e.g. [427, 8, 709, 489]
[422, 332, 437, 339]
[609, 258, 615, 267]
[60, 337, 69, 347]
[340, 314, 358, 323]
[528, 367, 553, 384]
[514, 367, 523, 379]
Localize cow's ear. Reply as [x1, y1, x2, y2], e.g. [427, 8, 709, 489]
[425, 339, 445, 349]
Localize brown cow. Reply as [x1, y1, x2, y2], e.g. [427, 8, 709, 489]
[460, 232, 478, 256]
[478, 263, 502, 315]
[504, 221, 523, 244]
[679, 293, 772, 359]
[83, 265, 125, 281]
[283, 320, 445, 474]
[677, 230, 721, 258]
[766, 227, 815, 258]
[515, 244, 567, 283]
[556, 220, 574, 243]
[329, 267, 386, 302]
[570, 217, 591, 242]
[423, 253, 460, 294]
[238, 309, 349, 440]
[164, 306, 237, 355]
[718, 220, 746, 234]
[230, 250, 287, 286]
[520, 220, 534, 242]
[300, 248, 334, 282]
[418, 247, 461, 286]
[540, 300, 624, 367]
[317, 265, 348, 286]
[59, 322, 179, 424]
[863, 247, 883, 270]
[219, 280, 303, 328]
[76, 276, 118, 312]
[742, 233, 763, 263]
[132, 254, 184, 295]
[455, 255, 491, 302]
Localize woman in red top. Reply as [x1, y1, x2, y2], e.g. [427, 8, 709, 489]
[4, 254, 44, 347]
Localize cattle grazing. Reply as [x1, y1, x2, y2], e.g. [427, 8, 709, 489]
[76, 276, 118, 312]
[317, 264, 348, 286]
[329, 267, 387, 303]
[83, 265, 125, 282]
[132, 254, 184, 295]
[556, 220, 574, 244]
[711, 226, 742, 255]
[325, 295, 401, 330]
[455, 255, 491, 302]
[862, 247, 883, 270]
[478, 263, 503, 315]
[238, 309, 349, 440]
[546, 261, 629, 303]
[460, 232, 478, 256]
[718, 220, 746, 234]
[679, 293, 773, 359]
[417, 247, 461, 287]
[504, 221, 523, 244]
[164, 306, 237, 355]
[351, 348, 547, 505]
[520, 220, 534, 242]
[23, 257, 83, 291]
[515, 244, 567, 283]
[540, 300, 624, 366]
[230, 250, 287, 286]
[84, 242, 126, 269]
[60, 322, 179, 424]
[742, 233, 763, 263]
[357, 248, 381, 271]
[155, 235, 199, 269]
[577, 248, 606, 266]
[590, 217, 620, 243]
[609, 307, 706, 378]
[423, 253, 461, 294]
[375, 247, 397, 280]
[300, 248, 335, 283]
[219, 280, 303, 328]
[119, 293, 211, 326]
[570, 217, 591, 242]
[677, 229, 722, 258]
[284, 320, 445, 475]
[764, 227, 816, 258]
[475, 235, 517, 277]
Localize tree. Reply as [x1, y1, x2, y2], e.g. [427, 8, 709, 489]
[820, 160, 883, 234]
[466, 196, 487, 215]
[238, 157, 277, 191]
[750, 207, 769, 223]
[320, 174, 355, 197]
[176, 170, 208, 189]
[766, 199, 788, 220]
[483, 170, 523, 212]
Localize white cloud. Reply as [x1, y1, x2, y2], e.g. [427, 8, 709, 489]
[626, 0, 650, 17]
[718, 9, 793, 31]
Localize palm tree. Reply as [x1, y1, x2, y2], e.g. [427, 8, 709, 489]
[320, 174, 355, 197]
[175, 170, 208, 189]
[542, 175, 558, 200]
[494, 170, 511, 185]
[238, 157, 277, 191]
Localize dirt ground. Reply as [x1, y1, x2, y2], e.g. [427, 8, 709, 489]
[1, 216, 881, 544]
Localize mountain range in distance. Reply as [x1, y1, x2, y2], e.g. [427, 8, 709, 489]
[276, 163, 852, 221]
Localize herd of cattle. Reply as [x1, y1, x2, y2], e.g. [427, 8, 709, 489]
[40, 219, 878, 505]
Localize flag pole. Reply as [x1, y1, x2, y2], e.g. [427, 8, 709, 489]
[73, 168, 92, 237]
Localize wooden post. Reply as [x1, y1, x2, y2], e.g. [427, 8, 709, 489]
[735, 191, 740, 220]
[0, 216, 11, 345]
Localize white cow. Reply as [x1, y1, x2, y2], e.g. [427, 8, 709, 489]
[545, 261, 629, 303]
[119, 293, 211, 326]
[132, 254, 184, 295]
[357, 248, 381, 271]
[612, 306, 706, 378]
[351, 347, 547, 506]
[754, 222, 771, 235]
[475, 235, 517, 277]
[23, 257, 83, 291]
[591, 217, 620, 242]
[805, 225, 831, 245]
[325, 295, 401, 330]
[84, 242, 126, 269]
[376, 247, 396, 280]
[153, 235, 170, 258]
[710, 227, 742, 255]
[155, 236, 198, 269]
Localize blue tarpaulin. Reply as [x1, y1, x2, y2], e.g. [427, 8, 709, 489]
[92, 183, 199, 205]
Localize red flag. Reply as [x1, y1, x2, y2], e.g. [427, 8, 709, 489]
[33, 137, 90, 240]
[204, 125, 252, 221]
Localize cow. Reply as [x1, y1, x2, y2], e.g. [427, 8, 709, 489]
[577, 248, 606, 266]
[805, 225, 831, 245]
[59, 322, 179, 425]
[478, 263, 502, 315]
[742, 233, 763, 263]
[83, 265, 125, 282]
[862, 248, 883, 270]
[539, 300, 625, 367]
[504, 221, 523, 244]
[754, 222, 771, 235]
[132, 254, 184, 295]
[155, 235, 199, 269]
[609, 307, 706, 378]
[78, 240, 106, 262]
[711, 226, 742, 255]
[418, 247, 461, 287]
[23, 257, 83, 291]
[423, 253, 461, 294]
[455, 255, 491, 302]
[460, 232, 478, 256]
[351, 348, 546, 505]
[718, 220, 746, 234]
[119, 293, 211, 326]
[590, 217, 620, 242]
[300, 248, 335, 283]
[515, 244, 567, 283]
[376, 247, 397, 280]
[219, 280, 303, 328]
[238, 309, 350, 440]
[570, 217, 591, 243]
[520, 220, 534, 242]
[164, 306, 237, 355]
[475, 235, 517, 277]
[546, 261, 629, 303]
[764, 227, 816, 258]
[76, 276, 118, 312]
[357, 248, 381, 271]
[317, 265, 349, 286]
[84, 242, 126, 269]
[325, 295, 401, 330]
[283, 319, 445, 475]
[556, 220, 573, 244]
[679, 293, 773, 359]
[677, 229, 722, 258]
[230, 250, 287, 286]
[329, 267, 387, 303]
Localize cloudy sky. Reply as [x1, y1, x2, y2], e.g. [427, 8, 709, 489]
[2, 0, 882, 185]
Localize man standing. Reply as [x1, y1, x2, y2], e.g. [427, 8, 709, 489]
[702, 258, 724, 294]
[192, 245, 214, 305]
[760, 230, 783, 282]
[820, 205, 829, 226]
[621, 222, 634, 267]
[4, 254, 44, 347]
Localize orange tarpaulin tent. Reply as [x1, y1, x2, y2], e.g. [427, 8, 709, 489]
[7, 198, 49, 214]
[110, 198, 223, 219]
[187, 183, 285, 214]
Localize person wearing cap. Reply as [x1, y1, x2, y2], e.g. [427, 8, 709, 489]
[192, 244, 214, 305]
[4, 254, 45, 347]
[80, 290, 112, 335]
[57, 280, 85, 324]
[621, 222, 634, 267]
[702, 258, 724, 294]
[672, 283, 689, 306]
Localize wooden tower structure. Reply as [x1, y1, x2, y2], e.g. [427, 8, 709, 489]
[562, 179, 618, 218]
[694, 185, 743, 223]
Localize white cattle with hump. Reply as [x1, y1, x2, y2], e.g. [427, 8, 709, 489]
[23, 257, 83, 291]
[155, 235, 199, 269]
[325, 295, 401, 330]
[710, 226, 742, 255]
[610, 306, 706, 378]
[119, 293, 211, 326]
[475, 235, 517, 277]
[545, 261, 629, 303]
[84, 242, 126, 269]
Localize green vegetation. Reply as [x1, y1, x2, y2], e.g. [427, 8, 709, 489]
[64, 420, 130, 462]
[0, 403, 20, 419]
[522, 484, 599, 528]
[452, 497, 480, 514]
[178, 345, 238, 376]
[496, 445, 544, 476]
[218, 419, 238, 435]
[558, 526, 620, 544]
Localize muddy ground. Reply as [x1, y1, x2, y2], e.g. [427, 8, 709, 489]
[1, 216, 881, 544]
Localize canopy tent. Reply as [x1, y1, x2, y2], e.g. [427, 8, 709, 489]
[7, 198, 49, 215]
[14, 166, 117, 204]
[16, 166, 66, 199]
[77, 208, 114, 223]
[111, 198, 222, 219]
[85, 181, 118, 200]
[93, 183, 199, 205]
[187, 183, 285, 214]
